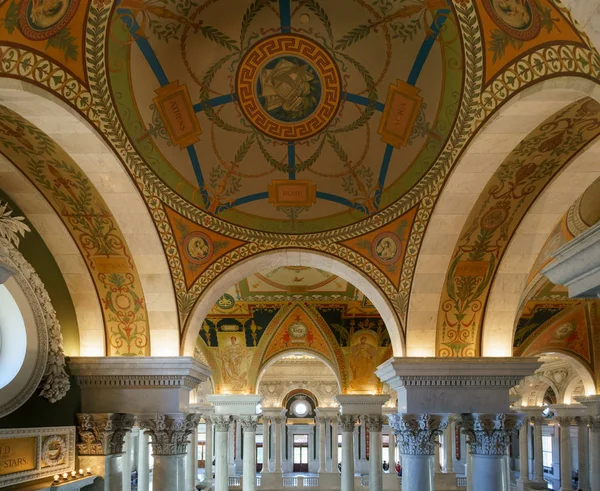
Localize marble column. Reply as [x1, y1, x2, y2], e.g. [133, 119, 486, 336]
[212, 415, 232, 491]
[262, 417, 270, 473]
[76, 413, 135, 491]
[590, 417, 600, 491]
[339, 415, 357, 491]
[318, 417, 327, 473]
[433, 434, 441, 474]
[122, 432, 132, 491]
[576, 417, 590, 491]
[228, 420, 235, 475]
[388, 425, 396, 467]
[444, 422, 453, 473]
[331, 418, 339, 473]
[466, 448, 473, 491]
[137, 429, 150, 491]
[532, 416, 544, 483]
[138, 413, 200, 491]
[517, 419, 531, 490]
[273, 416, 282, 473]
[366, 415, 385, 491]
[556, 416, 573, 491]
[186, 424, 198, 490]
[235, 417, 243, 472]
[460, 413, 521, 491]
[240, 416, 258, 491]
[204, 417, 213, 482]
[390, 413, 447, 491]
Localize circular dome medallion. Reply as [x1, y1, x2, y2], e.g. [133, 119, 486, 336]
[236, 34, 341, 141]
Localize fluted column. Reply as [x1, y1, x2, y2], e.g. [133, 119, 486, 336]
[137, 429, 150, 491]
[318, 417, 327, 473]
[76, 413, 135, 491]
[186, 423, 198, 491]
[240, 416, 258, 491]
[331, 418, 339, 473]
[460, 413, 521, 491]
[576, 417, 590, 491]
[556, 416, 573, 491]
[204, 417, 213, 482]
[262, 417, 270, 473]
[138, 413, 200, 491]
[390, 413, 447, 491]
[590, 417, 600, 491]
[366, 415, 385, 491]
[532, 416, 544, 483]
[339, 415, 357, 491]
[517, 419, 530, 490]
[444, 422, 453, 473]
[212, 415, 232, 491]
[273, 416, 282, 473]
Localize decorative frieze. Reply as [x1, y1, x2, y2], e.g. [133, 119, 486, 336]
[389, 413, 447, 456]
[239, 415, 259, 432]
[458, 413, 521, 456]
[338, 414, 357, 432]
[212, 415, 233, 432]
[365, 415, 385, 432]
[137, 413, 200, 456]
[76, 413, 134, 456]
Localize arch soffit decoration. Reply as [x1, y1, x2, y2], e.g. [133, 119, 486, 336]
[0, 0, 598, 361]
[433, 96, 600, 357]
[0, 105, 152, 356]
[0, 212, 69, 417]
[0, 81, 179, 356]
[183, 249, 405, 358]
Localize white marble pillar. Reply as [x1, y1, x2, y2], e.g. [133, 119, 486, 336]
[390, 414, 447, 491]
[138, 414, 199, 491]
[241, 416, 258, 491]
[319, 417, 327, 473]
[433, 435, 441, 474]
[187, 424, 198, 491]
[366, 416, 384, 491]
[122, 432, 132, 491]
[274, 416, 282, 473]
[517, 419, 530, 489]
[331, 418, 339, 473]
[204, 418, 213, 482]
[577, 417, 590, 491]
[339, 415, 356, 491]
[444, 423, 453, 473]
[388, 426, 396, 468]
[235, 417, 243, 463]
[557, 416, 573, 491]
[461, 413, 521, 491]
[466, 448, 473, 491]
[262, 417, 270, 473]
[590, 417, 600, 491]
[137, 430, 150, 491]
[533, 416, 544, 483]
[228, 420, 235, 475]
[213, 415, 231, 491]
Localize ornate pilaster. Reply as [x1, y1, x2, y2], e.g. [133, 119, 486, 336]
[137, 413, 200, 456]
[459, 414, 521, 456]
[76, 413, 135, 455]
[365, 415, 385, 432]
[389, 414, 447, 455]
[338, 414, 357, 432]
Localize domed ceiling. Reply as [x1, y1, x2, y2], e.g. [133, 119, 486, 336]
[109, 0, 459, 232]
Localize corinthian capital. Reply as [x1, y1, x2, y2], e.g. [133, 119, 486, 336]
[212, 414, 233, 432]
[589, 416, 600, 433]
[388, 413, 447, 456]
[137, 413, 200, 456]
[365, 415, 385, 432]
[338, 414, 357, 432]
[458, 413, 521, 456]
[76, 413, 135, 456]
[240, 415, 259, 432]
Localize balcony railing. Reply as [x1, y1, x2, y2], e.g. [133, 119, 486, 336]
[456, 476, 467, 487]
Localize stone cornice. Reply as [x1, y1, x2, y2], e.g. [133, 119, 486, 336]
[207, 394, 263, 416]
[335, 395, 390, 415]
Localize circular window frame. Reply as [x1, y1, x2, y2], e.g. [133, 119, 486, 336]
[290, 398, 312, 418]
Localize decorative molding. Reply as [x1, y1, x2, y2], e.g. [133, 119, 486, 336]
[75, 375, 201, 390]
[0, 426, 75, 488]
[389, 413, 447, 456]
[239, 415, 259, 432]
[589, 416, 600, 433]
[76, 413, 135, 456]
[212, 415, 233, 432]
[338, 414, 357, 432]
[458, 414, 521, 456]
[137, 413, 200, 456]
[365, 415, 385, 433]
[0, 206, 69, 417]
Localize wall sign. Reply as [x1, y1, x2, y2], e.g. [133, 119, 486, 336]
[0, 437, 36, 476]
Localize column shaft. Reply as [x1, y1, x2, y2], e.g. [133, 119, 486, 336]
[274, 417, 282, 473]
[137, 430, 150, 491]
[339, 415, 356, 491]
[331, 420, 339, 473]
[433, 435, 441, 474]
[533, 418, 544, 482]
[369, 430, 382, 491]
[204, 419, 213, 482]
[122, 432, 132, 491]
[388, 427, 396, 468]
[319, 418, 327, 473]
[214, 419, 230, 491]
[241, 417, 258, 491]
[590, 420, 600, 491]
[154, 455, 185, 491]
[262, 418, 270, 473]
[577, 418, 590, 491]
[444, 423, 453, 473]
[518, 420, 530, 486]
[558, 417, 573, 491]
[187, 425, 198, 491]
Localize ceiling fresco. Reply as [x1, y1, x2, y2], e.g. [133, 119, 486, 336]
[0, 0, 598, 359]
[195, 266, 391, 394]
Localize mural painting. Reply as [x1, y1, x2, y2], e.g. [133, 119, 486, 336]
[348, 331, 379, 392]
[218, 331, 249, 392]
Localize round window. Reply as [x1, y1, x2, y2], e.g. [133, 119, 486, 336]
[292, 400, 309, 417]
[0, 283, 27, 389]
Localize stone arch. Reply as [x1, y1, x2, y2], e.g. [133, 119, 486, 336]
[182, 249, 405, 358]
[0, 79, 179, 355]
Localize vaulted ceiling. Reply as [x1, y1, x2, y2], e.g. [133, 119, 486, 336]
[0, 0, 599, 392]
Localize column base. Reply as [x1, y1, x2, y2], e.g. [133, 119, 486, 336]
[435, 471, 459, 490]
[383, 472, 401, 491]
[516, 478, 532, 491]
[259, 471, 282, 490]
[78, 455, 123, 491]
